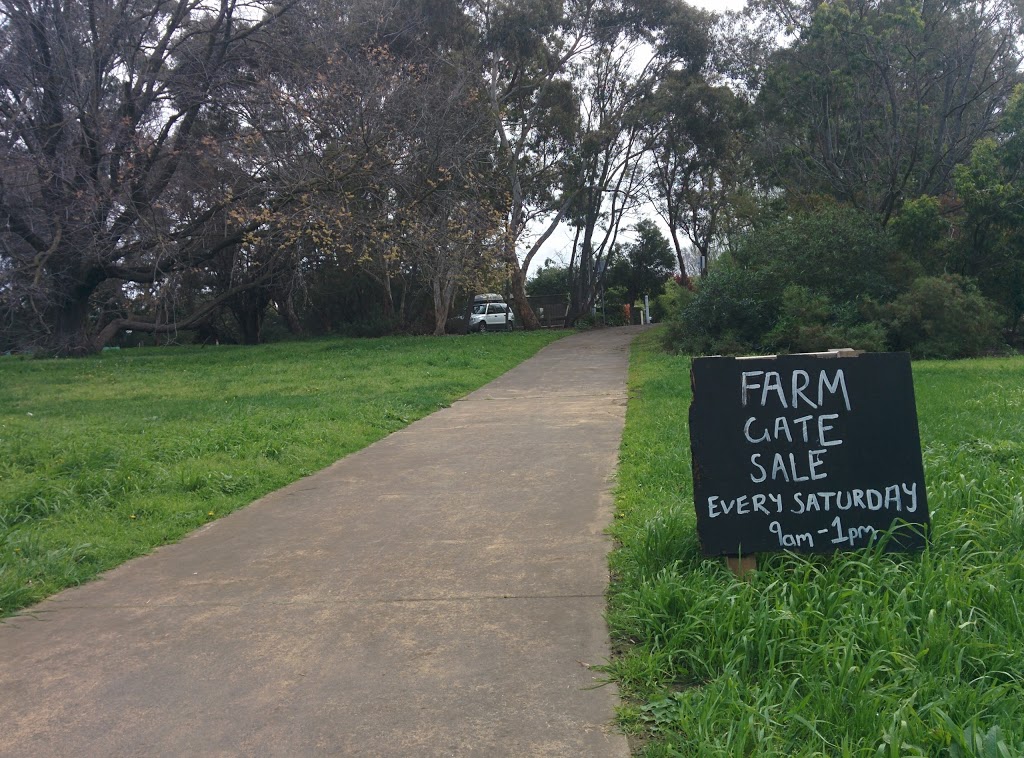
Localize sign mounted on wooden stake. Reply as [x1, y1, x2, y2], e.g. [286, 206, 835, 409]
[689, 351, 930, 557]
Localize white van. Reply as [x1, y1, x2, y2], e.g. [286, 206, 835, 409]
[468, 294, 515, 332]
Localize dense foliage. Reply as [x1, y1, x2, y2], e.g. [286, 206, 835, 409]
[2, 0, 1022, 356]
[659, 0, 1024, 358]
[662, 205, 1008, 358]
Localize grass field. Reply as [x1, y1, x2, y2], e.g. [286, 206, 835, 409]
[608, 330, 1024, 757]
[0, 331, 564, 616]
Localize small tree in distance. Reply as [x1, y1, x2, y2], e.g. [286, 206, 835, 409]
[606, 220, 676, 311]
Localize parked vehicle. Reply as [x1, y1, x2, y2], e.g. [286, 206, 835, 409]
[468, 295, 515, 332]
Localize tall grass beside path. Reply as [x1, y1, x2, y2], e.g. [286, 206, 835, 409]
[0, 332, 564, 616]
[608, 329, 1024, 756]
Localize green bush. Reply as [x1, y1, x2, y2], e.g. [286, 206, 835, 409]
[652, 280, 688, 323]
[662, 205, 904, 355]
[526, 263, 571, 297]
[601, 284, 632, 325]
[763, 285, 887, 353]
[335, 316, 402, 338]
[731, 204, 900, 304]
[657, 205, 1018, 358]
[889, 195, 949, 277]
[662, 263, 778, 354]
[883, 275, 1004, 358]
[601, 309, 632, 327]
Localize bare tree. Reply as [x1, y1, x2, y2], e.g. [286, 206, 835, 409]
[0, 0, 297, 354]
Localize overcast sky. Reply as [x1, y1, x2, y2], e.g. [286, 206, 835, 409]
[688, 0, 746, 11]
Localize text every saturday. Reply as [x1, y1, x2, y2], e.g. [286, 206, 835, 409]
[705, 483, 922, 519]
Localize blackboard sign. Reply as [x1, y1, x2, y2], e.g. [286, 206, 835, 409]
[689, 352, 930, 556]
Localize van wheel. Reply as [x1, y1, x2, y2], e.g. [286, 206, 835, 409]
[505, 320, 513, 332]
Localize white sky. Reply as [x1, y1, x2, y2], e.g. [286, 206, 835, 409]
[688, 0, 745, 8]
[689, 0, 745, 9]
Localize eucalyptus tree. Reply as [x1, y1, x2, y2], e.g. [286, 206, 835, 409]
[561, 0, 713, 321]
[0, 0, 296, 354]
[471, 0, 592, 328]
[642, 71, 746, 281]
[753, 0, 1024, 222]
[562, 40, 648, 323]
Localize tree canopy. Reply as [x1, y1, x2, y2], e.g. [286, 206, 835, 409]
[2, 0, 1022, 354]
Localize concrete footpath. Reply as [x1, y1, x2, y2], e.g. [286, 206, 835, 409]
[0, 328, 640, 757]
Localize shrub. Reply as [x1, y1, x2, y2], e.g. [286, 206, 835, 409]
[602, 284, 632, 325]
[653, 279, 690, 323]
[335, 316, 402, 338]
[764, 286, 887, 353]
[662, 205, 905, 355]
[889, 195, 948, 277]
[662, 263, 778, 354]
[883, 275, 1004, 358]
[732, 204, 901, 304]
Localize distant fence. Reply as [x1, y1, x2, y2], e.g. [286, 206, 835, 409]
[526, 295, 570, 328]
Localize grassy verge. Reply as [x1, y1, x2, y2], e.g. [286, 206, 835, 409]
[608, 329, 1024, 756]
[0, 331, 564, 616]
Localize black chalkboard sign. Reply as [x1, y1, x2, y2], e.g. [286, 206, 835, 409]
[689, 352, 930, 556]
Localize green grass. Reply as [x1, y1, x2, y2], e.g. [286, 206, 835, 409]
[607, 329, 1024, 757]
[0, 331, 564, 616]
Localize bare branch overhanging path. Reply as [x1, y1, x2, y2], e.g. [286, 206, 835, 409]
[0, 328, 643, 757]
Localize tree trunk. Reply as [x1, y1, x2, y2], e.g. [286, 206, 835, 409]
[49, 296, 94, 357]
[506, 193, 575, 331]
[381, 276, 396, 321]
[509, 263, 540, 330]
[275, 292, 303, 336]
[230, 292, 268, 345]
[397, 278, 409, 328]
[567, 211, 598, 326]
[44, 265, 106, 356]
[431, 277, 451, 336]
[238, 308, 263, 345]
[692, 236, 713, 280]
[668, 229, 692, 287]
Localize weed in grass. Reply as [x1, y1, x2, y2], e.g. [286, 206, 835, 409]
[0, 331, 564, 616]
[609, 330, 1024, 756]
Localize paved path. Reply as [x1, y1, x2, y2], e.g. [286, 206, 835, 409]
[0, 328, 640, 757]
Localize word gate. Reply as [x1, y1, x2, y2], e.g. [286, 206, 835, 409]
[689, 352, 930, 557]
